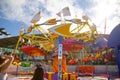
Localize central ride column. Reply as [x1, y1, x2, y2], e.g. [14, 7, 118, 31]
[58, 36, 62, 80]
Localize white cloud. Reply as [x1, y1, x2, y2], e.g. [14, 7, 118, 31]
[0, 0, 26, 21]
[0, 0, 120, 34]
[90, 0, 120, 34]
[0, 0, 41, 23]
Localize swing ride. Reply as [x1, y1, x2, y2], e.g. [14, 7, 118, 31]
[11, 7, 115, 79]
[15, 7, 97, 60]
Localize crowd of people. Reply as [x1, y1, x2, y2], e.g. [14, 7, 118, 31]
[0, 51, 47, 80]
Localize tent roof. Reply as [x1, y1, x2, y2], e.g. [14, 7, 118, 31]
[108, 23, 120, 47]
[0, 34, 48, 49]
[0, 34, 109, 49]
[0, 36, 19, 48]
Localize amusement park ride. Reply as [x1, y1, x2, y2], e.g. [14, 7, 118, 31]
[13, 7, 107, 79]
[15, 9, 98, 53]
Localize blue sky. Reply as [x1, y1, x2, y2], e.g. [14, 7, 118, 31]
[0, 0, 120, 38]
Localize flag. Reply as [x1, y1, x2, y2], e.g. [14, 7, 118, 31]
[57, 7, 71, 17]
[104, 18, 107, 34]
[31, 11, 41, 23]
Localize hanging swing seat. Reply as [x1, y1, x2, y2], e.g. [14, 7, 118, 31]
[21, 45, 46, 56]
[63, 38, 84, 52]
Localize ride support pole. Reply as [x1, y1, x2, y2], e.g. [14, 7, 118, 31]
[58, 36, 63, 80]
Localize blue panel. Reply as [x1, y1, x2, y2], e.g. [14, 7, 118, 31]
[59, 36, 62, 44]
[108, 23, 120, 47]
[115, 47, 120, 75]
[58, 36, 63, 80]
[108, 23, 120, 75]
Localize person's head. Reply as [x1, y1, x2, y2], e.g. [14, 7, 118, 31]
[36, 63, 42, 68]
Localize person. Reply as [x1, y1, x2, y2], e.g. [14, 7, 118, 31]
[31, 63, 44, 80]
[0, 52, 14, 80]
